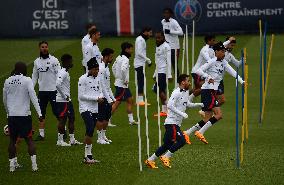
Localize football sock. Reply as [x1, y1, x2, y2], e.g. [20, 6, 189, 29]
[85, 144, 92, 158]
[164, 151, 173, 158]
[185, 122, 202, 135]
[128, 113, 134, 123]
[69, 134, 75, 142]
[31, 155, 37, 164]
[148, 153, 158, 161]
[39, 129, 45, 137]
[199, 117, 218, 134]
[137, 96, 143, 102]
[162, 105, 167, 113]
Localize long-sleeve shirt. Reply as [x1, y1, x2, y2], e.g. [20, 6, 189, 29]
[134, 35, 149, 68]
[165, 87, 203, 127]
[112, 55, 130, 88]
[153, 42, 172, 78]
[99, 62, 115, 103]
[196, 58, 244, 90]
[191, 44, 215, 73]
[81, 34, 91, 66]
[78, 74, 103, 114]
[32, 55, 61, 91]
[83, 42, 102, 68]
[56, 68, 70, 102]
[3, 74, 42, 117]
[225, 51, 241, 67]
[161, 18, 183, 49]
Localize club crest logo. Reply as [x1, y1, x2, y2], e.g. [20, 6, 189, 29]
[174, 0, 202, 25]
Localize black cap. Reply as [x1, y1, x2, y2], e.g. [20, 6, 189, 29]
[213, 42, 226, 51]
[87, 57, 99, 70]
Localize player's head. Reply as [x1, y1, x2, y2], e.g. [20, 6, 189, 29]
[102, 48, 114, 64]
[13, 61, 27, 76]
[163, 8, 173, 20]
[178, 74, 191, 90]
[213, 42, 226, 60]
[225, 36, 236, 52]
[121, 42, 133, 56]
[61, 54, 73, 69]
[87, 57, 99, 77]
[39, 41, 49, 57]
[89, 28, 100, 42]
[141, 26, 152, 39]
[155, 31, 165, 46]
[204, 35, 216, 46]
[86, 23, 96, 33]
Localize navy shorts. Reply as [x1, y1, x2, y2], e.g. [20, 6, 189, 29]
[163, 124, 185, 145]
[115, 86, 132, 101]
[153, 73, 167, 94]
[98, 98, 112, 121]
[191, 73, 205, 88]
[8, 116, 33, 139]
[81, 111, 98, 137]
[56, 101, 75, 121]
[217, 80, 225, 95]
[201, 89, 219, 111]
[38, 91, 57, 118]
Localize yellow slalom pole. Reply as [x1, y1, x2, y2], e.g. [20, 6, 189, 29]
[245, 64, 248, 140]
[261, 34, 275, 122]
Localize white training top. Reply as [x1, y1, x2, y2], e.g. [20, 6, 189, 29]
[165, 87, 203, 127]
[161, 18, 183, 49]
[153, 42, 172, 78]
[32, 55, 61, 91]
[191, 44, 215, 73]
[78, 74, 103, 114]
[99, 62, 115, 103]
[225, 51, 241, 67]
[112, 55, 130, 88]
[56, 68, 70, 102]
[81, 34, 92, 66]
[134, 35, 150, 68]
[196, 57, 244, 90]
[83, 42, 102, 69]
[3, 74, 42, 117]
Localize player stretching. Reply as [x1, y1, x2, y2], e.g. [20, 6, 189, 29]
[32, 41, 61, 141]
[78, 58, 103, 164]
[152, 31, 172, 116]
[56, 54, 82, 146]
[112, 42, 137, 125]
[145, 74, 203, 169]
[134, 27, 153, 106]
[184, 42, 244, 144]
[3, 62, 42, 172]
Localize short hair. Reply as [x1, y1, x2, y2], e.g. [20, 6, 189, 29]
[61, 54, 72, 65]
[121, 42, 133, 51]
[178, 74, 190, 84]
[163, 8, 174, 14]
[39, 41, 48, 47]
[89, 28, 100, 37]
[204, 35, 215, 43]
[213, 42, 226, 51]
[85, 23, 96, 31]
[142, 26, 152, 33]
[102, 48, 114, 57]
[225, 36, 236, 43]
[87, 57, 99, 70]
[155, 31, 165, 37]
[14, 61, 27, 76]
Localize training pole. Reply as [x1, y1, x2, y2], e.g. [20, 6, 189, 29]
[186, 25, 189, 75]
[263, 22, 267, 88]
[259, 19, 263, 124]
[135, 70, 142, 171]
[261, 34, 274, 123]
[192, 20, 195, 84]
[240, 49, 244, 164]
[155, 57, 162, 146]
[181, 33, 185, 74]
[175, 49, 178, 87]
[245, 63, 248, 140]
[143, 66, 150, 158]
[236, 66, 240, 168]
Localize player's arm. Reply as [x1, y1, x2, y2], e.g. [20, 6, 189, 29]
[201, 48, 212, 61]
[166, 46, 172, 79]
[78, 78, 99, 101]
[137, 40, 151, 64]
[196, 60, 214, 79]
[56, 71, 68, 100]
[167, 91, 188, 118]
[3, 81, 8, 114]
[99, 72, 112, 103]
[225, 62, 244, 84]
[84, 45, 92, 64]
[27, 79, 42, 117]
[53, 58, 61, 74]
[121, 59, 129, 84]
[187, 101, 204, 108]
[229, 53, 241, 67]
[32, 61, 38, 87]
[169, 20, 183, 36]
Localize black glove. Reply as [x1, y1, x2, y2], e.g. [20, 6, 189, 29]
[164, 29, 170, 34]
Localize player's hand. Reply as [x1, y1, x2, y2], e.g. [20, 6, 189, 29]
[124, 81, 129, 86]
[66, 96, 70, 101]
[39, 116, 44, 122]
[181, 112, 188, 119]
[229, 36, 236, 42]
[164, 29, 170, 34]
[98, 98, 104, 104]
[208, 79, 214, 84]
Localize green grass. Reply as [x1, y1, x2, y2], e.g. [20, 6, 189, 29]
[0, 34, 284, 185]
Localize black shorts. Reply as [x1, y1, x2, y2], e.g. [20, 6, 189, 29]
[81, 111, 98, 137]
[153, 73, 167, 94]
[38, 91, 57, 118]
[98, 98, 112, 121]
[115, 86, 132, 101]
[8, 116, 32, 139]
[201, 89, 219, 111]
[56, 101, 75, 120]
[216, 80, 225, 95]
[191, 73, 205, 87]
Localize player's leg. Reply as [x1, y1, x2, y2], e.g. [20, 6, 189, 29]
[8, 117, 17, 172]
[159, 73, 168, 115]
[171, 49, 180, 81]
[67, 102, 82, 145]
[135, 66, 145, 104]
[56, 102, 70, 146]
[198, 107, 222, 135]
[35, 91, 48, 140]
[97, 99, 110, 144]
[125, 89, 137, 125]
[216, 80, 225, 106]
[102, 102, 112, 143]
